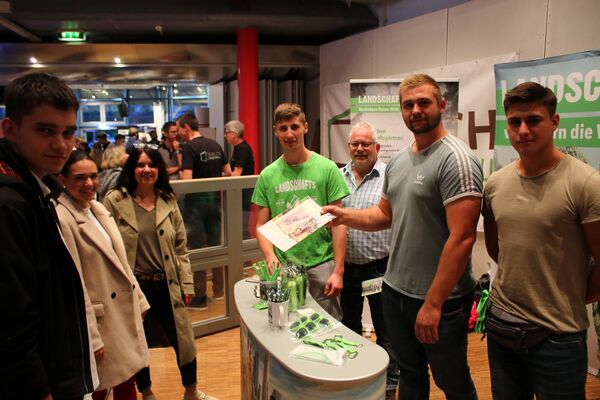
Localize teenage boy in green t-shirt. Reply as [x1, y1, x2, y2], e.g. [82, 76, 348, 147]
[252, 103, 349, 320]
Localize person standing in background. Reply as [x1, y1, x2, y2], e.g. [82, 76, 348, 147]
[97, 144, 127, 202]
[158, 121, 182, 181]
[90, 131, 111, 170]
[224, 120, 255, 238]
[125, 126, 139, 151]
[177, 112, 231, 310]
[340, 122, 398, 399]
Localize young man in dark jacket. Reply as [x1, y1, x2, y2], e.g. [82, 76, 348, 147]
[0, 72, 94, 400]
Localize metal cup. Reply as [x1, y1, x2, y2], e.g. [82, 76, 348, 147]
[268, 300, 289, 327]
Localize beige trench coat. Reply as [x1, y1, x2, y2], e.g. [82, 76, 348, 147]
[103, 188, 196, 366]
[56, 194, 150, 390]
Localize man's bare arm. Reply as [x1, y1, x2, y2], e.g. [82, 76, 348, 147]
[231, 166, 244, 176]
[181, 169, 193, 180]
[415, 196, 482, 344]
[322, 197, 392, 232]
[324, 199, 346, 297]
[483, 211, 499, 264]
[255, 206, 279, 270]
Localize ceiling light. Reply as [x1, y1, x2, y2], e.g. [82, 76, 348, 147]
[30, 57, 38, 64]
[114, 57, 121, 64]
[173, 89, 179, 94]
[173, 83, 178, 88]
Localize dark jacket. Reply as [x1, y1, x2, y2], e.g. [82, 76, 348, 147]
[0, 139, 93, 399]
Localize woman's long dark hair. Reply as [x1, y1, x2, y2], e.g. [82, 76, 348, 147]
[116, 145, 175, 202]
[60, 150, 95, 176]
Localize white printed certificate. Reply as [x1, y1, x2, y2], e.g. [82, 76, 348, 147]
[257, 197, 336, 252]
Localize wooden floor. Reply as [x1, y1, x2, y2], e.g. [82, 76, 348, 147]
[135, 328, 600, 400]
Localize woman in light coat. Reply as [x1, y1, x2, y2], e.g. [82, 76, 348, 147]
[56, 150, 150, 400]
[104, 144, 208, 400]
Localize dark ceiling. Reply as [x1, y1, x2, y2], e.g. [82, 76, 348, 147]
[0, 0, 383, 45]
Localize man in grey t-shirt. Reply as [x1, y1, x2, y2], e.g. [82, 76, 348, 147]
[324, 74, 482, 400]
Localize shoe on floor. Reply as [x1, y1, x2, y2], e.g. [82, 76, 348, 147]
[183, 389, 218, 400]
[187, 296, 208, 310]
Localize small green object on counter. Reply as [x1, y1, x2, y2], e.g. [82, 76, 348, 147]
[253, 300, 268, 310]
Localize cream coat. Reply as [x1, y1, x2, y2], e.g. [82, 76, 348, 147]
[56, 194, 150, 390]
[103, 188, 196, 366]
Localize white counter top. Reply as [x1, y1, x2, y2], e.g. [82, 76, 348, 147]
[235, 279, 389, 384]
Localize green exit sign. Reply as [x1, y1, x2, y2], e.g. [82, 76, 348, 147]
[58, 31, 86, 42]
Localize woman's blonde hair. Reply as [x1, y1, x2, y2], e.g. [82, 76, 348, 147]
[101, 145, 126, 169]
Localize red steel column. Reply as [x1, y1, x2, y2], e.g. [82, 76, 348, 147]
[237, 27, 260, 174]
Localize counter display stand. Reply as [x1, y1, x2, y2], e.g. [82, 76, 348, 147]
[235, 280, 389, 399]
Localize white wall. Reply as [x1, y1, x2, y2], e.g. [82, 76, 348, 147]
[320, 0, 600, 106]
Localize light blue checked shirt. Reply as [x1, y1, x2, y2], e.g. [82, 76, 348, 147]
[341, 159, 391, 264]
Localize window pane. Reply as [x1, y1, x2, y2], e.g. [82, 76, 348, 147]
[129, 102, 154, 124]
[105, 103, 124, 122]
[81, 104, 101, 122]
[186, 264, 227, 324]
[181, 191, 224, 250]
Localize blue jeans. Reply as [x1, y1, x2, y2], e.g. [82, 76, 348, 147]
[382, 282, 477, 400]
[341, 258, 399, 391]
[488, 330, 587, 400]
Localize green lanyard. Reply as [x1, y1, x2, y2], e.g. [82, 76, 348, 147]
[302, 335, 361, 359]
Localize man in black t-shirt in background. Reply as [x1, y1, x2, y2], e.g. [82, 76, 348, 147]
[224, 120, 255, 238]
[177, 113, 231, 309]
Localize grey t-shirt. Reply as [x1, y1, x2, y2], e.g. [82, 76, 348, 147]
[382, 135, 483, 299]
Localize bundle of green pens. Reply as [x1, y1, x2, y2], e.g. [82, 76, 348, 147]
[282, 263, 307, 312]
[252, 260, 280, 281]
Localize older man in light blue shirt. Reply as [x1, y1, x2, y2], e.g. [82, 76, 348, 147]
[340, 122, 398, 399]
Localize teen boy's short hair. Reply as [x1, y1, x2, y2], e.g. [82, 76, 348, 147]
[4, 72, 79, 122]
[503, 81, 557, 116]
[273, 103, 306, 124]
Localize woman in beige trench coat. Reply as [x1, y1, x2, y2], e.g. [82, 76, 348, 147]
[56, 150, 150, 400]
[104, 144, 212, 400]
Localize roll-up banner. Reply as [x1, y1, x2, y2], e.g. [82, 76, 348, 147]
[349, 79, 459, 164]
[494, 50, 600, 170]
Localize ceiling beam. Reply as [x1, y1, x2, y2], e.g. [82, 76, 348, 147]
[0, 15, 41, 42]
